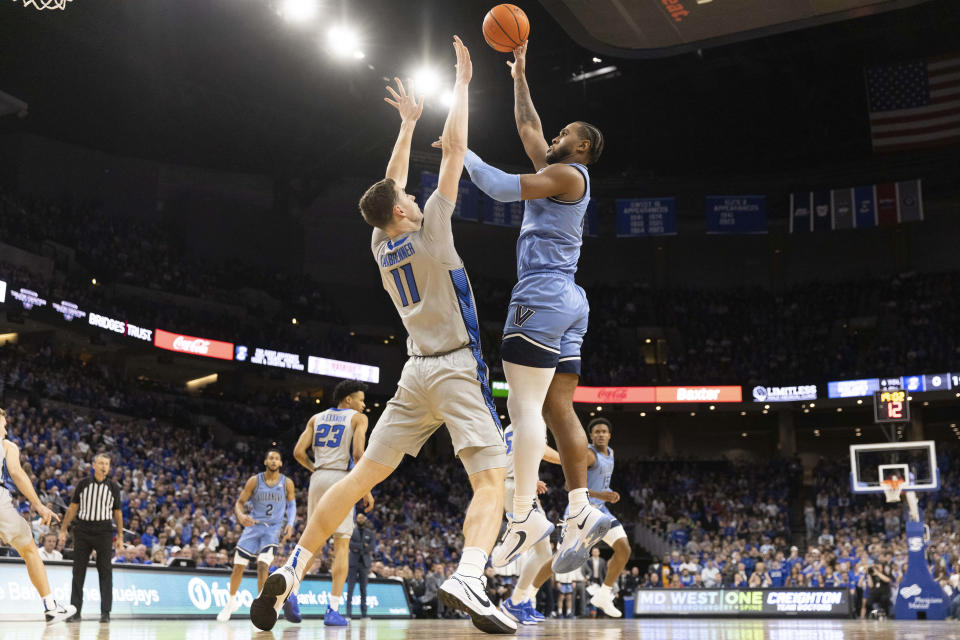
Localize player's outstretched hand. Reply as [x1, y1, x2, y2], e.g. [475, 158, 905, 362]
[453, 35, 472, 85]
[384, 77, 424, 124]
[36, 503, 59, 527]
[607, 490, 621, 504]
[536, 480, 548, 495]
[507, 41, 527, 79]
[281, 525, 294, 544]
[362, 492, 375, 512]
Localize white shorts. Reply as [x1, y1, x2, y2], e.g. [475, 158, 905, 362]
[308, 469, 354, 538]
[366, 348, 507, 476]
[0, 489, 32, 549]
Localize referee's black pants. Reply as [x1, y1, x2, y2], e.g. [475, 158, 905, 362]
[70, 526, 113, 615]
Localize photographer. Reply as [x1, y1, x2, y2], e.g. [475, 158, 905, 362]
[865, 563, 893, 619]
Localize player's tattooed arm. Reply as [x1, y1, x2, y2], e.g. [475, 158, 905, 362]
[508, 42, 548, 170]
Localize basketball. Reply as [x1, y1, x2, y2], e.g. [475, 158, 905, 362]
[482, 4, 530, 53]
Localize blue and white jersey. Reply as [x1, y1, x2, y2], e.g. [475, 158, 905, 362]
[516, 163, 590, 280]
[248, 473, 287, 527]
[587, 444, 614, 509]
[311, 408, 357, 471]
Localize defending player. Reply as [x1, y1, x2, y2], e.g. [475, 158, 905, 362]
[496, 423, 560, 625]
[217, 448, 297, 622]
[292, 380, 372, 626]
[581, 418, 630, 617]
[0, 408, 76, 624]
[461, 41, 609, 573]
[250, 37, 516, 634]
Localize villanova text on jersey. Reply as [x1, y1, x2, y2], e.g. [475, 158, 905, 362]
[250, 474, 286, 526]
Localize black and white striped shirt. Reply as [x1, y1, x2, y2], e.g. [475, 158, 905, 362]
[71, 476, 121, 525]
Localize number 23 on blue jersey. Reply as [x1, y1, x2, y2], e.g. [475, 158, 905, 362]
[315, 424, 345, 448]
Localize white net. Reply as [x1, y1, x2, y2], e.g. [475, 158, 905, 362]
[881, 477, 903, 503]
[19, 0, 73, 10]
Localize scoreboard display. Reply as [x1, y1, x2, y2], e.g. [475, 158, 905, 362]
[873, 389, 910, 423]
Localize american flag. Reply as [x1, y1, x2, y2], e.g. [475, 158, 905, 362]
[865, 53, 960, 152]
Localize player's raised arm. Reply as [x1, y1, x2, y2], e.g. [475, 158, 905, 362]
[508, 42, 548, 171]
[434, 36, 471, 203]
[384, 78, 425, 188]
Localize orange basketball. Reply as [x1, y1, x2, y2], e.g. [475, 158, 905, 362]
[483, 4, 530, 53]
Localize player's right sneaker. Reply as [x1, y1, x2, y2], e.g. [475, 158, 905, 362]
[551, 504, 614, 573]
[45, 602, 76, 624]
[439, 573, 517, 634]
[216, 596, 240, 622]
[323, 605, 348, 626]
[500, 597, 537, 625]
[491, 505, 554, 568]
[283, 593, 302, 623]
[250, 565, 299, 631]
[589, 587, 622, 618]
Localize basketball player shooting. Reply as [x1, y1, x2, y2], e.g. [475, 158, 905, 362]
[250, 37, 516, 634]
[460, 40, 608, 574]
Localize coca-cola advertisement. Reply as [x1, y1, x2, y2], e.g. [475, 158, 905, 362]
[573, 386, 656, 404]
[154, 329, 234, 361]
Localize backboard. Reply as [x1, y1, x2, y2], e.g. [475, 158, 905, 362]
[850, 440, 938, 494]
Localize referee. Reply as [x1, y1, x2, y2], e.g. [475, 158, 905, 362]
[58, 452, 123, 622]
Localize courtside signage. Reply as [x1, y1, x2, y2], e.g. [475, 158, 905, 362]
[634, 588, 849, 617]
[573, 386, 656, 403]
[0, 562, 409, 619]
[154, 329, 234, 361]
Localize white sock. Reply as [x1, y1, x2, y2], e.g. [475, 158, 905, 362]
[285, 545, 313, 582]
[515, 587, 533, 603]
[457, 547, 488, 579]
[516, 537, 551, 597]
[329, 595, 340, 609]
[42, 594, 55, 611]
[227, 593, 237, 604]
[597, 583, 612, 595]
[568, 488, 589, 512]
[504, 362, 553, 518]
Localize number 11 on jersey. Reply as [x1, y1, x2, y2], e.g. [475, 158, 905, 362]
[390, 264, 420, 307]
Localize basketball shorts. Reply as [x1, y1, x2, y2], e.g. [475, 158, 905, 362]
[309, 469, 354, 538]
[365, 347, 507, 476]
[0, 489, 32, 549]
[236, 521, 283, 561]
[501, 272, 588, 375]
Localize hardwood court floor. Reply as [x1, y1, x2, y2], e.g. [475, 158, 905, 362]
[7, 617, 960, 640]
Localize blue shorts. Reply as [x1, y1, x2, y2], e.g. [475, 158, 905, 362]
[236, 521, 283, 560]
[501, 272, 588, 375]
[559, 584, 573, 594]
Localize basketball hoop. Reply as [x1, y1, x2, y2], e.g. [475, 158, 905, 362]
[881, 476, 904, 503]
[16, 0, 73, 10]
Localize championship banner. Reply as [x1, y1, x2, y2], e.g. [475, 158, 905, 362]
[789, 193, 812, 233]
[831, 188, 854, 230]
[482, 197, 524, 228]
[705, 196, 767, 234]
[812, 190, 832, 232]
[0, 561, 410, 620]
[418, 172, 479, 222]
[616, 198, 677, 237]
[877, 182, 898, 226]
[634, 588, 850, 618]
[854, 185, 878, 228]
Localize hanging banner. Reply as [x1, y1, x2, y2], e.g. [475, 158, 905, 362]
[616, 198, 677, 237]
[705, 196, 767, 234]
